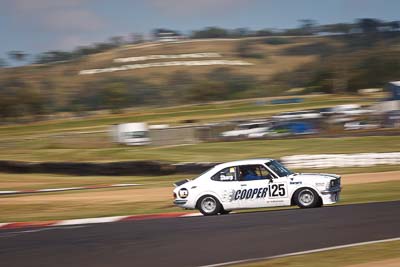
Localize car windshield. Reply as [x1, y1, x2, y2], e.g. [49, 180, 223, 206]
[266, 160, 293, 177]
[126, 131, 148, 138]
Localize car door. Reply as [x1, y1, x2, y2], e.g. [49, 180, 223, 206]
[209, 166, 243, 210]
[264, 162, 291, 207]
[237, 164, 290, 208]
[265, 175, 290, 207]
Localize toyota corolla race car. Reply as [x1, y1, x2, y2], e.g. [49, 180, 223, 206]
[173, 159, 341, 215]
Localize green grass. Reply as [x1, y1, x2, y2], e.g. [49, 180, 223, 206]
[2, 135, 400, 163]
[0, 165, 398, 192]
[236, 240, 400, 267]
[340, 180, 400, 205]
[0, 180, 399, 222]
[0, 199, 181, 222]
[0, 173, 187, 191]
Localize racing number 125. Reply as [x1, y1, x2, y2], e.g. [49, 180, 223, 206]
[269, 184, 286, 197]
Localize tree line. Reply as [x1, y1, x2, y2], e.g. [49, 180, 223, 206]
[1, 18, 399, 66]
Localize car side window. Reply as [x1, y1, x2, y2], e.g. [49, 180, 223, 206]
[211, 167, 238, 182]
[238, 165, 273, 181]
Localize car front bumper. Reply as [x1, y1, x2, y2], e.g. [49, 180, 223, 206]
[321, 186, 342, 194]
[320, 186, 342, 204]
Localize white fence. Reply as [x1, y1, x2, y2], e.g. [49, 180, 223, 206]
[79, 60, 253, 75]
[281, 152, 400, 169]
[114, 53, 221, 63]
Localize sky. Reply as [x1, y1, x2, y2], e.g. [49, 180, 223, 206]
[1, 0, 400, 63]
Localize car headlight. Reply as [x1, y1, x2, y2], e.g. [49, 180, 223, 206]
[178, 188, 189, 198]
[330, 179, 340, 188]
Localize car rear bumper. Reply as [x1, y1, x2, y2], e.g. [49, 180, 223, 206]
[173, 199, 188, 205]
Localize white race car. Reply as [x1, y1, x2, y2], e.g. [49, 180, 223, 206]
[173, 159, 341, 215]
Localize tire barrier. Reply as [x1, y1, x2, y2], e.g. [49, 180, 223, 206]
[0, 160, 176, 176]
[173, 162, 219, 174]
[0, 152, 398, 176]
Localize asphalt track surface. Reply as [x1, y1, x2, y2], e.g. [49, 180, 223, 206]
[0, 201, 399, 267]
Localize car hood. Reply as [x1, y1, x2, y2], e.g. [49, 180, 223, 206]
[290, 173, 340, 181]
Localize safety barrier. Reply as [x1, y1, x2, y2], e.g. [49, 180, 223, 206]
[281, 152, 400, 169]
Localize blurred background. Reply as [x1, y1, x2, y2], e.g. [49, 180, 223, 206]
[0, 1, 400, 266]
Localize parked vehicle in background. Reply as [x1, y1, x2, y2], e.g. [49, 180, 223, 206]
[220, 121, 271, 138]
[344, 121, 380, 130]
[333, 104, 373, 116]
[111, 122, 150, 145]
[245, 121, 318, 138]
[272, 110, 321, 121]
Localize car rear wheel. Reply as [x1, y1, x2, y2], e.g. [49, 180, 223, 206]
[294, 188, 320, 208]
[198, 195, 222, 216]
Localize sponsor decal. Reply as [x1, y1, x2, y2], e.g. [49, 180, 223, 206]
[290, 181, 302, 185]
[233, 184, 286, 201]
[220, 174, 234, 181]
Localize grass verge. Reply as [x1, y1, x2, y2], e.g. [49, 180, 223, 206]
[0, 173, 187, 191]
[2, 135, 400, 162]
[235, 240, 400, 267]
[0, 95, 375, 138]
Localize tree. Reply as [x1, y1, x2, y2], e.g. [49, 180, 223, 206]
[130, 33, 144, 44]
[35, 51, 74, 64]
[298, 19, 318, 35]
[388, 21, 400, 31]
[231, 28, 251, 38]
[101, 82, 129, 110]
[0, 58, 7, 67]
[357, 18, 381, 34]
[7, 51, 28, 62]
[255, 29, 275, 36]
[109, 36, 125, 46]
[191, 27, 229, 39]
[323, 23, 353, 34]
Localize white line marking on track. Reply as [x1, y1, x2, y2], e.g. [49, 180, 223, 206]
[181, 213, 203, 217]
[198, 237, 400, 267]
[111, 183, 141, 187]
[53, 215, 129, 226]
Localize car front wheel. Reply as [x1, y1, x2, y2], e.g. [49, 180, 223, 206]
[197, 195, 222, 216]
[294, 188, 321, 208]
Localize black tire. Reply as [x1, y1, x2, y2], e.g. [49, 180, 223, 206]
[197, 195, 222, 216]
[293, 188, 321, 208]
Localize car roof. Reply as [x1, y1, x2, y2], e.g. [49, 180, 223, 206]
[215, 158, 274, 169]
